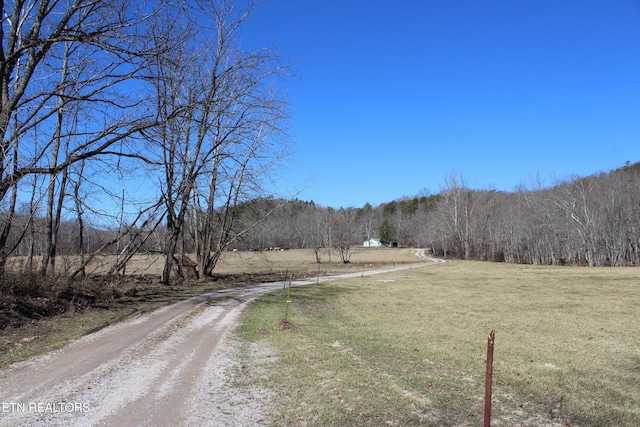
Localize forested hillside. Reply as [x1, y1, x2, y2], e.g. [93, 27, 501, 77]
[235, 162, 640, 267]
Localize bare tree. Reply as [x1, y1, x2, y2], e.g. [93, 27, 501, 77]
[438, 173, 474, 259]
[0, 0, 166, 274]
[144, 0, 290, 284]
[332, 207, 358, 263]
[358, 202, 378, 244]
[552, 177, 600, 266]
[310, 203, 326, 262]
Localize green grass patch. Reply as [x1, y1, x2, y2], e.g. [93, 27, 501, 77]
[237, 261, 640, 426]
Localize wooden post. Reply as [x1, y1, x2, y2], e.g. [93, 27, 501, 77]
[484, 330, 495, 427]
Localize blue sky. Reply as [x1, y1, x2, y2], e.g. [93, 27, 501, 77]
[246, 0, 640, 208]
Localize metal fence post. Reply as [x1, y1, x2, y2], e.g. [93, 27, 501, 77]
[484, 330, 495, 427]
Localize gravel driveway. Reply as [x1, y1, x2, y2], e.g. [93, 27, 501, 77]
[0, 254, 442, 426]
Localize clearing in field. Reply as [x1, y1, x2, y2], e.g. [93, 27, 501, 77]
[237, 260, 640, 427]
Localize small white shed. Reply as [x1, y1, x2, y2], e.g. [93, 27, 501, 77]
[363, 238, 382, 247]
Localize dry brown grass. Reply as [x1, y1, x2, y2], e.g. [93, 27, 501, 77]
[237, 260, 640, 426]
[214, 247, 419, 276]
[4, 247, 419, 277]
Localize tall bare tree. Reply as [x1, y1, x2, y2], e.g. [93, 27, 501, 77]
[145, 0, 289, 284]
[438, 173, 474, 259]
[0, 0, 165, 274]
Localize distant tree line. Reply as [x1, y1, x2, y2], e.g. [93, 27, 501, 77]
[3, 162, 640, 278]
[233, 162, 640, 267]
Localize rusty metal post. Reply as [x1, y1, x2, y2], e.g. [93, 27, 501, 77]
[484, 330, 495, 427]
[284, 274, 292, 322]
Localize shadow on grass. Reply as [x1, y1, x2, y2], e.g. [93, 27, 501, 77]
[630, 356, 640, 372]
[260, 283, 356, 309]
[240, 283, 358, 337]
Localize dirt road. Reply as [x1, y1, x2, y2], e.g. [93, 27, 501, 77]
[0, 255, 442, 426]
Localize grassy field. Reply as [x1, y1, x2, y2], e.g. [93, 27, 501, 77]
[213, 247, 420, 276]
[5, 247, 419, 277]
[237, 260, 640, 426]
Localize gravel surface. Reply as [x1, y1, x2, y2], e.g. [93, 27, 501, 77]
[0, 254, 441, 426]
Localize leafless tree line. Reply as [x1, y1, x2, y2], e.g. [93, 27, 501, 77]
[231, 163, 640, 267]
[4, 161, 639, 275]
[430, 165, 640, 266]
[0, 0, 290, 282]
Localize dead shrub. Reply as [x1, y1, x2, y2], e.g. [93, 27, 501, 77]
[0, 274, 160, 330]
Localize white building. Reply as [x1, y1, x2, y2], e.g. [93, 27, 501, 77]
[363, 238, 382, 247]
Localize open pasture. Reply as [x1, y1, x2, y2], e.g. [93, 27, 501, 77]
[238, 260, 640, 426]
[213, 247, 419, 276]
[4, 247, 419, 277]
